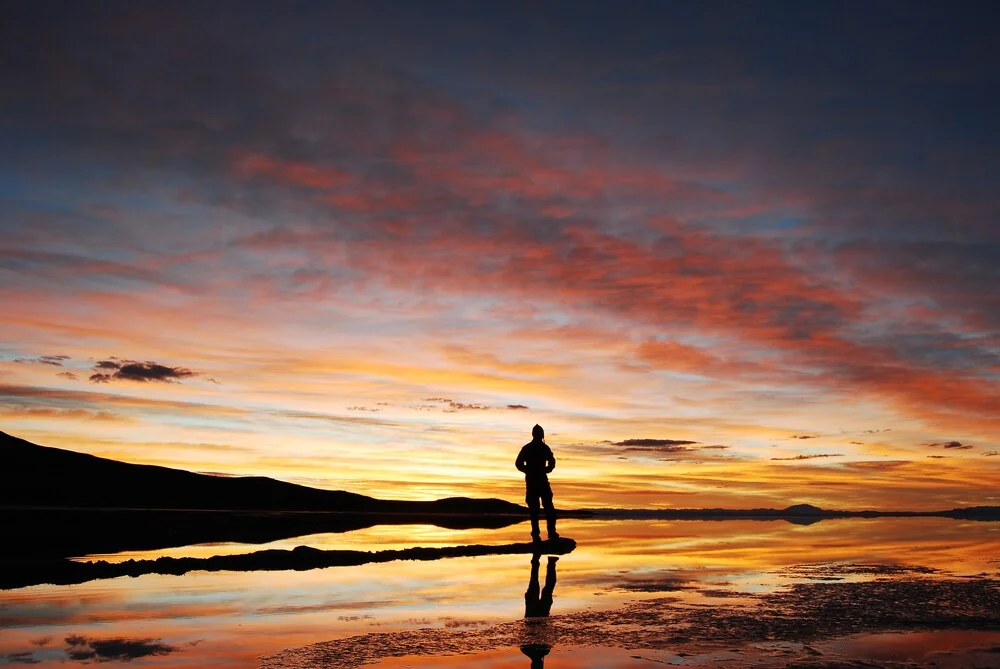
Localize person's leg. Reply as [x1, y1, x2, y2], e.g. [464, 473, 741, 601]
[526, 490, 541, 538]
[541, 489, 557, 538]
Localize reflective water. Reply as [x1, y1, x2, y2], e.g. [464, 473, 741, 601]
[2, 518, 999, 667]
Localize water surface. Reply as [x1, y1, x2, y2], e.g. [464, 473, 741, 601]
[2, 518, 999, 667]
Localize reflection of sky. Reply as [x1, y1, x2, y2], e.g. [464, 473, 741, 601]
[3, 519, 999, 667]
[74, 522, 540, 563]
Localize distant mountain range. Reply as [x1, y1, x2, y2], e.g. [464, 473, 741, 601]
[582, 501, 1000, 523]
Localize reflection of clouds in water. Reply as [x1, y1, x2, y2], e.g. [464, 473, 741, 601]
[4, 520, 1000, 668]
[256, 601, 396, 616]
[263, 574, 1000, 668]
[557, 564, 732, 594]
[64, 634, 176, 662]
[610, 573, 693, 593]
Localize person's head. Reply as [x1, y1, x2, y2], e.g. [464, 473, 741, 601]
[532, 424, 544, 440]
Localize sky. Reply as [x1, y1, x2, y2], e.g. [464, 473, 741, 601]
[1, 1, 998, 511]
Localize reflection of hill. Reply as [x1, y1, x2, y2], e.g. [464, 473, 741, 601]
[1, 507, 527, 560]
[1, 537, 578, 590]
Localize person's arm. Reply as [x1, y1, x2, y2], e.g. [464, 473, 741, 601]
[545, 445, 556, 473]
[515, 445, 528, 473]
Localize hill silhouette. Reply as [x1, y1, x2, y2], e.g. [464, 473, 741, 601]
[0, 430, 523, 516]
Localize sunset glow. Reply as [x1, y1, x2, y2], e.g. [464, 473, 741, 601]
[2, 3, 998, 510]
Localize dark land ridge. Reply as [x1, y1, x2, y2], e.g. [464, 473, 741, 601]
[1, 430, 533, 515]
[582, 502, 1000, 524]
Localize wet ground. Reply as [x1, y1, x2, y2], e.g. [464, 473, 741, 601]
[2, 518, 998, 667]
[261, 564, 1000, 668]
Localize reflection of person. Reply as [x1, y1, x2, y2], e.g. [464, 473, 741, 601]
[520, 553, 558, 668]
[519, 643, 550, 669]
[524, 554, 557, 618]
[515, 424, 558, 541]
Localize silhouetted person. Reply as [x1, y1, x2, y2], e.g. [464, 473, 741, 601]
[520, 553, 558, 668]
[515, 424, 558, 541]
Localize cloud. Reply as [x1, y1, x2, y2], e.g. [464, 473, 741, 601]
[506, 404, 530, 410]
[791, 435, 818, 440]
[614, 438, 700, 453]
[12, 355, 69, 366]
[614, 439, 699, 447]
[0, 383, 400, 431]
[927, 455, 947, 459]
[56, 371, 78, 380]
[421, 398, 498, 411]
[770, 453, 843, 461]
[928, 441, 973, 450]
[841, 460, 912, 472]
[446, 402, 490, 411]
[603, 439, 734, 458]
[2, 652, 39, 665]
[0, 406, 123, 422]
[1, 2, 999, 511]
[88, 359, 196, 384]
[984, 451, 999, 457]
[269, 408, 401, 428]
[64, 635, 176, 662]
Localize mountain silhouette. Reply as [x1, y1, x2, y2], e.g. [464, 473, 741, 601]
[0, 430, 523, 515]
